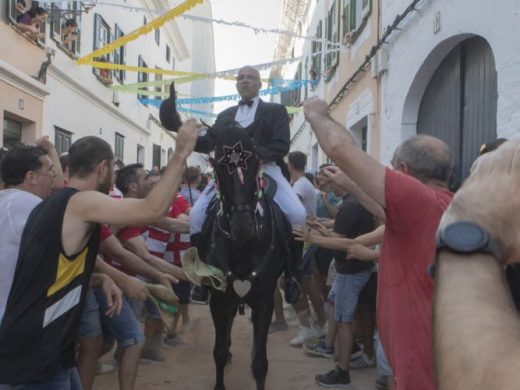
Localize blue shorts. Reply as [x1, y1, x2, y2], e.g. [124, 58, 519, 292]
[328, 270, 372, 323]
[94, 289, 145, 348]
[78, 289, 102, 340]
[0, 367, 81, 390]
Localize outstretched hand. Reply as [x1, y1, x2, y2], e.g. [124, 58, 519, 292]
[174, 118, 204, 159]
[321, 165, 357, 192]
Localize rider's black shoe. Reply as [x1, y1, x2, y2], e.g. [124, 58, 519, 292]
[284, 276, 301, 304]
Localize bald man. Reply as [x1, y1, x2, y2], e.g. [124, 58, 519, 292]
[190, 65, 306, 303]
[304, 97, 454, 389]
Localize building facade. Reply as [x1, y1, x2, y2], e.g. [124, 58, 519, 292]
[274, 0, 381, 172]
[380, 0, 520, 186]
[0, 0, 215, 170]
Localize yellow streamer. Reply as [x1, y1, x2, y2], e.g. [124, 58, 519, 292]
[77, 0, 203, 65]
[88, 60, 199, 77]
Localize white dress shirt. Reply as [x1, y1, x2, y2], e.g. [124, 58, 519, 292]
[234, 96, 260, 128]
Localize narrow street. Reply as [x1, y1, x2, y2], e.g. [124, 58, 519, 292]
[95, 304, 377, 390]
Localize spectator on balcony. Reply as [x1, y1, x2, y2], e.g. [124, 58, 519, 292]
[15, 6, 47, 42]
[61, 18, 79, 52]
[15, 0, 27, 22]
[96, 56, 113, 86]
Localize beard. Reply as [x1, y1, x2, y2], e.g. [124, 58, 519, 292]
[97, 173, 113, 195]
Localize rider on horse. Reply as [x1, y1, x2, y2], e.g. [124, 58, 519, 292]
[189, 65, 305, 304]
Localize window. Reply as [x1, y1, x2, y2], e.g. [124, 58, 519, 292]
[342, 0, 371, 41]
[114, 24, 125, 82]
[172, 56, 176, 70]
[114, 132, 124, 162]
[137, 145, 145, 164]
[325, 0, 340, 74]
[143, 16, 147, 25]
[292, 63, 302, 106]
[166, 44, 171, 63]
[137, 56, 149, 103]
[93, 14, 112, 85]
[155, 69, 164, 99]
[8, 0, 47, 45]
[3, 117, 22, 148]
[311, 21, 322, 83]
[351, 119, 368, 152]
[50, 1, 82, 56]
[152, 144, 161, 169]
[155, 28, 160, 46]
[54, 127, 72, 154]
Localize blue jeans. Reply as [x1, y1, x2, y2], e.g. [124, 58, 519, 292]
[328, 270, 372, 323]
[0, 368, 82, 390]
[94, 289, 144, 348]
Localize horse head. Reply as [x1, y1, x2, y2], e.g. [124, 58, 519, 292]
[211, 122, 261, 246]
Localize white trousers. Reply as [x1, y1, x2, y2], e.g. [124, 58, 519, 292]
[190, 163, 307, 234]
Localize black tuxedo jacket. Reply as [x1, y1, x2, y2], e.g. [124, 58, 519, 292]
[195, 99, 290, 168]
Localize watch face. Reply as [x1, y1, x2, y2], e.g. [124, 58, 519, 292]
[442, 222, 488, 252]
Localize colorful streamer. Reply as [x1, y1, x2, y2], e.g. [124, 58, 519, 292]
[139, 99, 301, 118]
[77, 0, 203, 65]
[42, 0, 340, 47]
[124, 80, 317, 101]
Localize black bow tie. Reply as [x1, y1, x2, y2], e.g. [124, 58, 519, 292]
[238, 99, 254, 107]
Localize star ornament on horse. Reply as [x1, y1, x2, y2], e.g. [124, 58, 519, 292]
[218, 141, 252, 176]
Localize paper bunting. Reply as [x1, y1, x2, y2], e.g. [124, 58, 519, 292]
[139, 98, 301, 116]
[109, 77, 315, 92]
[77, 0, 203, 65]
[126, 80, 317, 101]
[47, 0, 340, 47]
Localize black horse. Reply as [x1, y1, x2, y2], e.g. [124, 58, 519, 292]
[196, 123, 292, 390]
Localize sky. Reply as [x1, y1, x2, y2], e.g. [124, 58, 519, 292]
[209, 0, 284, 113]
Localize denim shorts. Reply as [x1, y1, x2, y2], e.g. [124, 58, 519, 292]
[328, 270, 372, 323]
[78, 289, 102, 340]
[0, 367, 81, 390]
[94, 289, 145, 348]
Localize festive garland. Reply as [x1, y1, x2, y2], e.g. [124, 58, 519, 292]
[76, 0, 203, 65]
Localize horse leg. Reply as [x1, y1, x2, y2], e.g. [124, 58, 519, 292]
[250, 297, 275, 390]
[210, 292, 238, 390]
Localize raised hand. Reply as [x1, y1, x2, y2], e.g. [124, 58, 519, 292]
[439, 139, 520, 264]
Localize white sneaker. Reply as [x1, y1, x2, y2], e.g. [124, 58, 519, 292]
[350, 353, 375, 369]
[289, 326, 315, 347]
[311, 321, 327, 338]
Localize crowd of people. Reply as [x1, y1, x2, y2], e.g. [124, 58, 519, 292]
[0, 63, 519, 390]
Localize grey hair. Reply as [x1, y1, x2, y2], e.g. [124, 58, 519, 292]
[394, 135, 454, 183]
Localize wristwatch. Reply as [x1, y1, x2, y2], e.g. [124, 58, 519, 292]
[429, 221, 500, 277]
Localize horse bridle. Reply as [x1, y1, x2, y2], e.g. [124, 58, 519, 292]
[210, 164, 276, 313]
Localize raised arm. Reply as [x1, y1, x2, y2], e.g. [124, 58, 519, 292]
[71, 119, 201, 226]
[304, 98, 386, 208]
[434, 139, 520, 390]
[321, 166, 385, 221]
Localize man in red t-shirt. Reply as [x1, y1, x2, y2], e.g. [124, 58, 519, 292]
[304, 98, 454, 390]
[163, 194, 191, 340]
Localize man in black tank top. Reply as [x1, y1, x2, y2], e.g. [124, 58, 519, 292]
[0, 119, 201, 388]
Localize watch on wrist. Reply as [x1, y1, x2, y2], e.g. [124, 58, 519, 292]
[428, 221, 500, 277]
